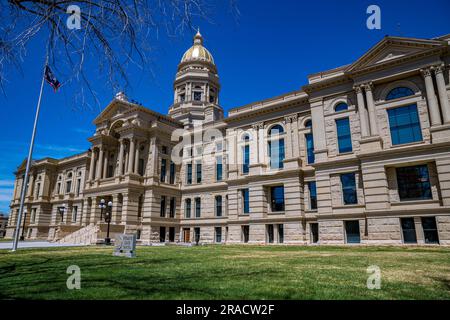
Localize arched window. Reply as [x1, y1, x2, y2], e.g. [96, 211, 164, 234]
[304, 119, 312, 128]
[242, 133, 251, 142]
[269, 124, 284, 136]
[386, 87, 415, 101]
[335, 102, 349, 112]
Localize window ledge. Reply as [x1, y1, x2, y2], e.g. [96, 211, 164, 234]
[391, 199, 439, 206]
[389, 140, 425, 149]
[268, 211, 285, 215]
[333, 204, 365, 209]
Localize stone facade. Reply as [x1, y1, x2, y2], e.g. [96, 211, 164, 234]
[5, 33, 450, 246]
[0, 213, 7, 238]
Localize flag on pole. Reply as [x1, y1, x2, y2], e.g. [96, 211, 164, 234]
[44, 65, 61, 92]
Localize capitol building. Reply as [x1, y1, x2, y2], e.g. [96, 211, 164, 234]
[5, 31, 450, 245]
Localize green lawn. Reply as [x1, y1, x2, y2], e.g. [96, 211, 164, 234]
[0, 245, 449, 300]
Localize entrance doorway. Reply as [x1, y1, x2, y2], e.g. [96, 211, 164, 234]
[183, 228, 191, 243]
[310, 223, 319, 243]
[169, 227, 175, 242]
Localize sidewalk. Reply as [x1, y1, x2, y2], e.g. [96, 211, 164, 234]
[0, 241, 88, 250]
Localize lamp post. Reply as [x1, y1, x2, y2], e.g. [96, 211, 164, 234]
[99, 198, 106, 221]
[104, 200, 113, 245]
[19, 209, 28, 241]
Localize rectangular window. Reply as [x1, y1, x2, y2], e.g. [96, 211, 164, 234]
[421, 217, 439, 244]
[242, 226, 249, 243]
[345, 220, 361, 244]
[216, 156, 223, 181]
[76, 178, 81, 196]
[196, 162, 202, 183]
[267, 224, 274, 243]
[278, 224, 284, 244]
[215, 227, 222, 243]
[169, 197, 176, 218]
[169, 227, 175, 242]
[215, 195, 223, 217]
[396, 165, 432, 201]
[388, 104, 422, 145]
[66, 181, 72, 194]
[340, 173, 357, 205]
[242, 189, 250, 214]
[185, 199, 191, 218]
[305, 133, 315, 164]
[186, 163, 192, 185]
[160, 227, 166, 242]
[193, 91, 202, 101]
[336, 118, 353, 153]
[242, 145, 250, 174]
[160, 196, 166, 217]
[161, 146, 168, 155]
[310, 223, 319, 243]
[35, 183, 40, 198]
[138, 159, 145, 176]
[269, 139, 285, 169]
[401, 218, 417, 244]
[194, 227, 201, 243]
[169, 161, 175, 184]
[308, 181, 317, 210]
[57, 182, 61, 194]
[195, 197, 201, 218]
[160, 159, 167, 182]
[270, 186, 285, 212]
[72, 206, 78, 222]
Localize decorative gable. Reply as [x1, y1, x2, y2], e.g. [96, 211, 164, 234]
[346, 36, 446, 73]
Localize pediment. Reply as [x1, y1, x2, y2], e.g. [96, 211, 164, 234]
[346, 36, 446, 73]
[93, 100, 133, 125]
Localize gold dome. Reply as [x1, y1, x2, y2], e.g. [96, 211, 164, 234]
[180, 30, 215, 64]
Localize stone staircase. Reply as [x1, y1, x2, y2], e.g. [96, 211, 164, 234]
[57, 223, 99, 245]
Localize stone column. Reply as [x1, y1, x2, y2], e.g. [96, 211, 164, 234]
[134, 140, 140, 174]
[355, 86, 370, 137]
[89, 148, 96, 181]
[291, 115, 300, 158]
[26, 173, 35, 197]
[111, 194, 121, 224]
[421, 68, 442, 126]
[96, 147, 104, 180]
[310, 99, 328, 162]
[364, 83, 378, 136]
[117, 140, 125, 176]
[251, 124, 260, 164]
[102, 150, 108, 178]
[434, 65, 450, 124]
[283, 116, 293, 159]
[128, 138, 136, 174]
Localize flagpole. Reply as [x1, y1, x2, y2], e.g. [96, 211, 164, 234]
[11, 56, 48, 252]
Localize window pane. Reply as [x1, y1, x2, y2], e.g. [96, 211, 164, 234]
[243, 145, 250, 174]
[335, 103, 348, 112]
[421, 217, 439, 244]
[341, 173, 357, 205]
[396, 165, 432, 201]
[186, 163, 192, 184]
[242, 189, 250, 214]
[308, 182, 317, 210]
[401, 218, 417, 244]
[336, 118, 352, 153]
[269, 139, 285, 169]
[271, 186, 285, 212]
[388, 104, 422, 145]
[386, 87, 415, 101]
[305, 133, 315, 164]
[345, 221, 361, 243]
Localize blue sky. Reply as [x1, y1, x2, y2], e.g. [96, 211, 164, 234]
[0, 0, 449, 213]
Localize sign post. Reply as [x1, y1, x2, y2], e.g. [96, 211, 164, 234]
[113, 234, 136, 258]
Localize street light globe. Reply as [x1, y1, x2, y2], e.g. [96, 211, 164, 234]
[100, 199, 105, 204]
[108, 201, 113, 207]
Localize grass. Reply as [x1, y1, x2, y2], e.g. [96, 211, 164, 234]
[0, 245, 450, 300]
